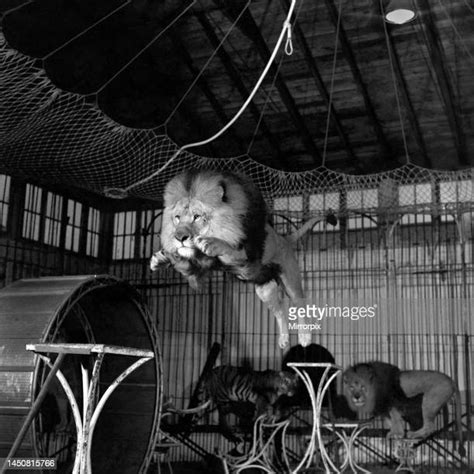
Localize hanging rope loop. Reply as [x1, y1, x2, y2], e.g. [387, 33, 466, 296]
[107, 0, 299, 197]
[285, 21, 294, 55]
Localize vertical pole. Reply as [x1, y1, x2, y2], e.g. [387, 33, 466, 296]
[2, 353, 65, 472]
[464, 334, 472, 432]
[79, 363, 90, 474]
[84, 353, 104, 474]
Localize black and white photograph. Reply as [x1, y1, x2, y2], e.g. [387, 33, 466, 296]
[0, 0, 473, 473]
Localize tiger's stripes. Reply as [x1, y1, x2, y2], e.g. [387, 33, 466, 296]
[195, 365, 298, 442]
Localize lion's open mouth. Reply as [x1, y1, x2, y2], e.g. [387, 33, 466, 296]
[351, 397, 365, 407]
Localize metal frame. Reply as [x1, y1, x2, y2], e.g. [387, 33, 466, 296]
[288, 362, 371, 474]
[27, 343, 154, 474]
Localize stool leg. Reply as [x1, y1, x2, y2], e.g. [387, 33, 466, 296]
[35, 355, 84, 474]
[83, 354, 104, 474]
[2, 353, 66, 472]
[86, 356, 152, 471]
[166, 456, 173, 474]
[156, 454, 161, 474]
[79, 363, 90, 474]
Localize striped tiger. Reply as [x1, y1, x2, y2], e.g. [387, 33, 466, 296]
[196, 365, 298, 442]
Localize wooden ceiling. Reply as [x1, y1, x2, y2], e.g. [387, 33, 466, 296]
[1, 0, 473, 177]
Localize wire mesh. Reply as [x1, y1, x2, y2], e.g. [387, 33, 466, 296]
[0, 177, 473, 471]
[122, 197, 473, 471]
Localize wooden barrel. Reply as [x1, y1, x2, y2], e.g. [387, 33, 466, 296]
[0, 275, 162, 473]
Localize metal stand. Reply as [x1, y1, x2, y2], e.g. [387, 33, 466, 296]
[394, 439, 417, 473]
[219, 363, 371, 473]
[153, 431, 180, 474]
[220, 415, 291, 473]
[4, 343, 154, 474]
[322, 423, 371, 474]
[287, 363, 371, 474]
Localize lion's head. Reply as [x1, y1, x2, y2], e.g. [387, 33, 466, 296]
[343, 365, 376, 416]
[342, 362, 403, 418]
[159, 169, 268, 275]
[161, 170, 253, 258]
[153, 170, 269, 290]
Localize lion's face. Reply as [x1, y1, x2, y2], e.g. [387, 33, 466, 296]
[343, 371, 369, 407]
[160, 170, 249, 261]
[342, 366, 376, 415]
[164, 198, 211, 259]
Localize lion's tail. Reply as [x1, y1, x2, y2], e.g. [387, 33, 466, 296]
[287, 212, 337, 243]
[453, 387, 466, 457]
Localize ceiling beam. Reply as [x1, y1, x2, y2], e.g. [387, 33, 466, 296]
[374, 4, 431, 167]
[196, 11, 289, 169]
[215, 2, 322, 166]
[280, 0, 358, 170]
[169, 30, 247, 154]
[324, 0, 395, 167]
[416, 0, 468, 166]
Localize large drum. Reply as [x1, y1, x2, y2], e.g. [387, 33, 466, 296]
[0, 275, 162, 473]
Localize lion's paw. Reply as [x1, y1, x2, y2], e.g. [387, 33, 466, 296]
[188, 275, 205, 291]
[386, 430, 404, 440]
[278, 333, 290, 349]
[195, 236, 226, 257]
[150, 250, 170, 271]
[406, 428, 430, 440]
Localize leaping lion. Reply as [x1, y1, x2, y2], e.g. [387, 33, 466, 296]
[150, 169, 335, 348]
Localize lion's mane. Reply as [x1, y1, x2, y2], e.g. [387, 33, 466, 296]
[159, 169, 269, 287]
[342, 361, 405, 418]
[153, 169, 325, 348]
[343, 363, 466, 455]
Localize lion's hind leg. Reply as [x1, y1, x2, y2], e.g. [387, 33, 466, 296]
[406, 400, 441, 439]
[406, 423, 436, 440]
[277, 243, 311, 347]
[406, 386, 453, 440]
[255, 281, 289, 349]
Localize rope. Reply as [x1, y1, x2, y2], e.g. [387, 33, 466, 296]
[322, 0, 343, 167]
[438, 0, 474, 61]
[380, 0, 411, 164]
[97, 1, 196, 93]
[0, 0, 33, 18]
[247, 0, 305, 155]
[246, 54, 282, 155]
[164, 1, 252, 125]
[107, 0, 299, 197]
[43, 1, 132, 60]
[462, 0, 474, 13]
